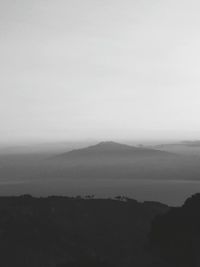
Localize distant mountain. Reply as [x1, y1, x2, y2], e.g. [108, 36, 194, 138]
[48, 142, 179, 180]
[57, 141, 171, 160]
[153, 141, 200, 156]
[181, 140, 200, 147]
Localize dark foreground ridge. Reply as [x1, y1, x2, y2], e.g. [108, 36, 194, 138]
[0, 195, 168, 267]
[150, 193, 200, 267]
[0, 194, 200, 267]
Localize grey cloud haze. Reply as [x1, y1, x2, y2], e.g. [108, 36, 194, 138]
[0, 0, 200, 143]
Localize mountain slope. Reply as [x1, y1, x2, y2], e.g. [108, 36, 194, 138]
[48, 141, 181, 181]
[57, 141, 172, 159]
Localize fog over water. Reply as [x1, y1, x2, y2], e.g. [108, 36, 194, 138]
[0, 177, 200, 206]
[0, 141, 200, 206]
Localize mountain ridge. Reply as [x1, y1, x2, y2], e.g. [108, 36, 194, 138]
[56, 141, 173, 159]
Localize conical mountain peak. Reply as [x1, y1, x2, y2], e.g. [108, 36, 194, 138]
[57, 141, 170, 159]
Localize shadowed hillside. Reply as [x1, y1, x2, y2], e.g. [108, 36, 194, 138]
[0, 195, 168, 267]
[1, 193, 200, 266]
[150, 193, 200, 267]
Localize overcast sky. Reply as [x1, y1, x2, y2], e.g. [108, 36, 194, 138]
[0, 0, 200, 144]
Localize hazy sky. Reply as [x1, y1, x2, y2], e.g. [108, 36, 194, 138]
[1, 0, 200, 143]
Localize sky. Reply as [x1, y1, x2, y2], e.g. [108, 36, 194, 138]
[1, 0, 200, 144]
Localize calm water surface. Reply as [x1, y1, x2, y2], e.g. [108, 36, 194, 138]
[0, 178, 199, 206]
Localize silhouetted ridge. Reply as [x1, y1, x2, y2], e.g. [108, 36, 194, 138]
[50, 142, 177, 181]
[181, 140, 200, 147]
[90, 141, 137, 148]
[183, 193, 200, 208]
[0, 195, 168, 267]
[150, 193, 200, 267]
[57, 141, 171, 159]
